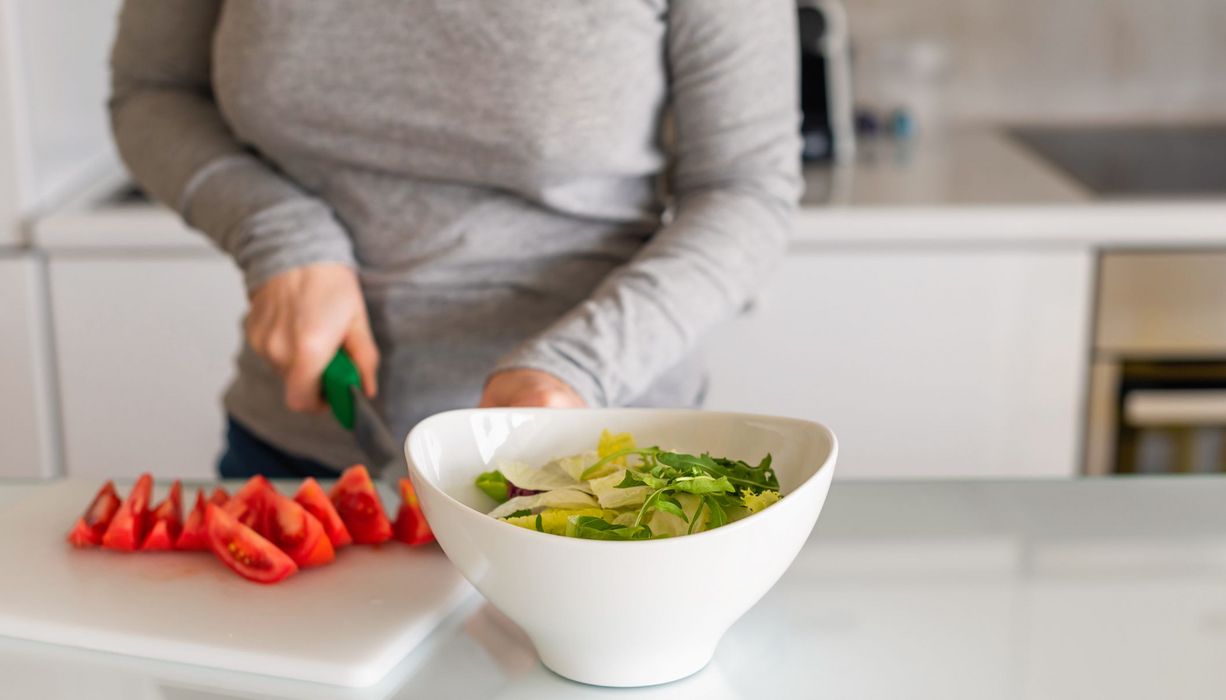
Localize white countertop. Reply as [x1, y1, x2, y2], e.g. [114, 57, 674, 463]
[3, 477, 1225, 699]
[31, 128, 1226, 252]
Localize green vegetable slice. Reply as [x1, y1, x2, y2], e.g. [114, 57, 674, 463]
[475, 470, 510, 503]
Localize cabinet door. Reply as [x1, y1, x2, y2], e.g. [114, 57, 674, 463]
[1022, 581, 1226, 699]
[703, 250, 1092, 478]
[0, 254, 59, 477]
[50, 255, 245, 479]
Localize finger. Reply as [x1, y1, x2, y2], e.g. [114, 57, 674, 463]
[263, 329, 293, 371]
[508, 389, 558, 408]
[479, 372, 512, 408]
[283, 332, 336, 413]
[344, 313, 380, 398]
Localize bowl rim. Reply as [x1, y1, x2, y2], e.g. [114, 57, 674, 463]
[405, 407, 839, 549]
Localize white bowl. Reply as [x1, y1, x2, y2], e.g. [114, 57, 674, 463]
[405, 408, 837, 687]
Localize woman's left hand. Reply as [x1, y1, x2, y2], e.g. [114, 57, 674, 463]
[480, 369, 586, 408]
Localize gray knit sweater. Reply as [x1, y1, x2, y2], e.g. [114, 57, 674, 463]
[109, 0, 801, 468]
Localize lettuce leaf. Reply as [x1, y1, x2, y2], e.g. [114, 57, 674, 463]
[497, 457, 592, 493]
[485, 487, 598, 520]
[589, 469, 651, 509]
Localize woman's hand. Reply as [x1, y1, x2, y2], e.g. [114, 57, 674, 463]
[480, 369, 586, 408]
[245, 263, 379, 412]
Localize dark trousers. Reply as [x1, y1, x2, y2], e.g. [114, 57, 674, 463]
[217, 417, 340, 479]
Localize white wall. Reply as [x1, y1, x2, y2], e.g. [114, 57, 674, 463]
[848, 0, 1226, 123]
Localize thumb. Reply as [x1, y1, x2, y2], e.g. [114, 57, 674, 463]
[344, 312, 380, 398]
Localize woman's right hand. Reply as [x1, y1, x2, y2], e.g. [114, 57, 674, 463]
[244, 262, 379, 413]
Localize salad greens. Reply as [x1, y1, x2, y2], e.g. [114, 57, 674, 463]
[473, 430, 781, 541]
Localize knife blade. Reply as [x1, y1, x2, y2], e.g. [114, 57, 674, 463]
[347, 384, 402, 479]
[322, 350, 403, 479]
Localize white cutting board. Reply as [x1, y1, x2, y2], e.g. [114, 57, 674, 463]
[0, 480, 474, 687]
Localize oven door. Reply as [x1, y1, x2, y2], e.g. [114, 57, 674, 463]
[1098, 360, 1226, 474]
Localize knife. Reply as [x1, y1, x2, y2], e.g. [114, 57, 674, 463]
[321, 349, 402, 479]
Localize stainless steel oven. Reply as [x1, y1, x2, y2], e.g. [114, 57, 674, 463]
[1086, 252, 1226, 474]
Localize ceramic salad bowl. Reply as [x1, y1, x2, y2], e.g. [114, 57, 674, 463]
[405, 408, 837, 687]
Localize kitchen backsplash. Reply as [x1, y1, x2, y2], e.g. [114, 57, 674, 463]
[845, 0, 1226, 124]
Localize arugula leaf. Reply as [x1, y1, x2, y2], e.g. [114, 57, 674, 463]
[670, 475, 734, 495]
[615, 470, 645, 489]
[566, 515, 652, 541]
[654, 495, 689, 522]
[707, 454, 778, 492]
[475, 470, 510, 503]
[535, 514, 544, 532]
[655, 450, 721, 474]
[705, 496, 728, 528]
[616, 469, 667, 491]
[632, 489, 666, 528]
[502, 509, 532, 519]
[688, 498, 707, 535]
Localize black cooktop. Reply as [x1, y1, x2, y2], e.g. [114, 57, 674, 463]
[1009, 124, 1226, 198]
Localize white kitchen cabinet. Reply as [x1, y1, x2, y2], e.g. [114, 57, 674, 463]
[0, 253, 59, 477]
[48, 254, 246, 479]
[0, 0, 120, 238]
[703, 250, 1092, 478]
[1022, 581, 1226, 699]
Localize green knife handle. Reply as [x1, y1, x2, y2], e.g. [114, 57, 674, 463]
[322, 350, 361, 430]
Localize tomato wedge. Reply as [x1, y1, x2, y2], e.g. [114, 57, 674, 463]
[67, 481, 121, 548]
[141, 480, 183, 551]
[225, 475, 274, 531]
[294, 477, 352, 548]
[175, 488, 210, 551]
[393, 478, 435, 546]
[208, 486, 230, 506]
[263, 490, 334, 567]
[330, 465, 392, 545]
[102, 473, 153, 552]
[205, 503, 297, 584]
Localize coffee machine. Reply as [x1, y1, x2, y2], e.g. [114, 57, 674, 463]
[798, 0, 855, 162]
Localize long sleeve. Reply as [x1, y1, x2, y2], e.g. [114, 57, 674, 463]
[495, 0, 802, 406]
[109, 0, 356, 291]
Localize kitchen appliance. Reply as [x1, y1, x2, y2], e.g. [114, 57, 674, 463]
[798, 0, 855, 162]
[1112, 361, 1226, 473]
[0, 480, 472, 687]
[1086, 253, 1226, 474]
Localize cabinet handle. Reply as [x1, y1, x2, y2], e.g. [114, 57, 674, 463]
[1124, 390, 1226, 427]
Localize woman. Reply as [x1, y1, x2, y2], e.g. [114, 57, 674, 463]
[109, 1, 801, 477]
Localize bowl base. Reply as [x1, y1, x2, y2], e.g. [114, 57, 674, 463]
[537, 645, 715, 688]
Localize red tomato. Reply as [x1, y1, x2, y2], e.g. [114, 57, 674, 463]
[102, 473, 153, 552]
[67, 481, 121, 548]
[175, 488, 210, 551]
[225, 475, 274, 531]
[205, 503, 297, 584]
[208, 486, 230, 506]
[330, 465, 392, 545]
[141, 480, 183, 551]
[140, 520, 174, 550]
[393, 478, 435, 546]
[294, 477, 352, 548]
[263, 491, 334, 567]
